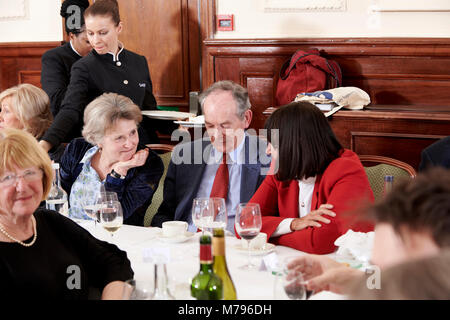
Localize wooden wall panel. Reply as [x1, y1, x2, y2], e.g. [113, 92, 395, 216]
[350, 133, 447, 170]
[118, 0, 201, 111]
[0, 42, 61, 91]
[204, 38, 450, 113]
[204, 38, 450, 169]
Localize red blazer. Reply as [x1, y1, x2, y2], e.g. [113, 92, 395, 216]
[249, 149, 374, 254]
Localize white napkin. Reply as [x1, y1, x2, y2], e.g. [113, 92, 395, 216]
[334, 229, 374, 264]
[187, 115, 205, 123]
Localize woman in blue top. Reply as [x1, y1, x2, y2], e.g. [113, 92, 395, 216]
[60, 92, 163, 226]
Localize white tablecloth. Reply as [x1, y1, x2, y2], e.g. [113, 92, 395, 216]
[77, 220, 345, 300]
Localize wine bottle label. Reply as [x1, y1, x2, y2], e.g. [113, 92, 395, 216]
[199, 244, 212, 263]
[212, 237, 225, 256]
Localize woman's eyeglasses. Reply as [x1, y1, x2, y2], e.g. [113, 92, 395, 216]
[0, 169, 43, 187]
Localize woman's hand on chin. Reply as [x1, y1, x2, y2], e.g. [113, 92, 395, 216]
[112, 148, 149, 176]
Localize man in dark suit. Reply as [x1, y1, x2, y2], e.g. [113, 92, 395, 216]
[419, 136, 450, 171]
[151, 81, 271, 234]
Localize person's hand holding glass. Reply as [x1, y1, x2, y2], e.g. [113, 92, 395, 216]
[235, 203, 262, 270]
[274, 256, 313, 300]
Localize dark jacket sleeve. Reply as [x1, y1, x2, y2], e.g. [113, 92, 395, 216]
[45, 209, 133, 290]
[41, 50, 71, 116]
[41, 61, 91, 148]
[104, 147, 164, 226]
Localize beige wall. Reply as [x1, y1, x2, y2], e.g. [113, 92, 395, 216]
[216, 0, 450, 38]
[0, 0, 62, 42]
[1, 0, 449, 43]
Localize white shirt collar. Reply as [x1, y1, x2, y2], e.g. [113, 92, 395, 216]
[210, 132, 247, 165]
[107, 41, 124, 62]
[80, 146, 99, 165]
[300, 176, 316, 184]
[69, 40, 82, 57]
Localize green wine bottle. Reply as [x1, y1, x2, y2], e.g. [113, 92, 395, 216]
[191, 234, 223, 300]
[212, 228, 237, 300]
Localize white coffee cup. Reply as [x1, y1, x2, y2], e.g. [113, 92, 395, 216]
[242, 232, 267, 250]
[162, 221, 188, 238]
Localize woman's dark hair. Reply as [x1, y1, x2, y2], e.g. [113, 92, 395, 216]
[265, 101, 342, 181]
[60, 0, 89, 35]
[84, 0, 120, 26]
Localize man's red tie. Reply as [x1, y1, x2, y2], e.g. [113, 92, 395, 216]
[210, 152, 229, 202]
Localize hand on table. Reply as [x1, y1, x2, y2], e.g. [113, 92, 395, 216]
[290, 204, 336, 231]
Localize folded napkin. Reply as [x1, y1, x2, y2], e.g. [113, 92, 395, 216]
[187, 115, 205, 123]
[334, 229, 374, 265]
[295, 86, 371, 112]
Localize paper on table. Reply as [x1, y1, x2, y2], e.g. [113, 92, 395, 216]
[142, 247, 171, 264]
[334, 229, 374, 268]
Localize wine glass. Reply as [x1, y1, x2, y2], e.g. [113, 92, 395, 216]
[191, 197, 213, 234]
[203, 197, 228, 233]
[99, 200, 123, 240]
[235, 202, 262, 270]
[81, 190, 102, 229]
[273, 256, 313, 300]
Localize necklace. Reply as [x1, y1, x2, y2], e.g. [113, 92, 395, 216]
[0, 216, 37, 247]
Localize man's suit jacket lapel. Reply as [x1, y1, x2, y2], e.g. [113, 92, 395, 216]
[240, 135, 262, 203]
[177, 141, 212, 221]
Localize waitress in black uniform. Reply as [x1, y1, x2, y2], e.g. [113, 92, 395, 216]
[40, 0, 91, 117]
[39, 0, 159, 154]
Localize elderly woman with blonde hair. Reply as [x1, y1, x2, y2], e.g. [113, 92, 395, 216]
[0, 83, 64, 161]
[60, 92, 163, 226]
[0, 128, 133, 299]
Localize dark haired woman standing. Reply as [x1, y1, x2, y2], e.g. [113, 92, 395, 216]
[249, 101, 374, 254]
[41, 0, 92, 117]
[39, 0, 160, 153]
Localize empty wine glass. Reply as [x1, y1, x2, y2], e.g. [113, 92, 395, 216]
[235, 203, 262, 270]
[203, 197, 228, 233]
[99, 200, 123, 240]
[191, 197, 213, 234]
[273, 256, 313, 300]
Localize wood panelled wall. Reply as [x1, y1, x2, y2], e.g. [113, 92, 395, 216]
[1, 0, 212, 113]
[0, 42, 61, 91]
[203, 38, 450, 170]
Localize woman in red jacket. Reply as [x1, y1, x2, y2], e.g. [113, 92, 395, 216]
[249, 101, 374, 254]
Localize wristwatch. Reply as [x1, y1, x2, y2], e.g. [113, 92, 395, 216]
[110, 169, 125, 180]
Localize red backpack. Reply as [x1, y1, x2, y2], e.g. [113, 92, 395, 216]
[275, 49, 342, 107]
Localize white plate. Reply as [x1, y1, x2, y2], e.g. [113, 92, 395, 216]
[233, 243, 276, 256]
[173, 120, 205, 128]
[159, 231, 195, 244]
[141, 110, 195, 120]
